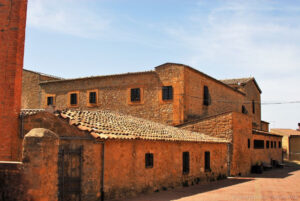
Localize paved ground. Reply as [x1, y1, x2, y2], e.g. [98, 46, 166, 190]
[110, 161, 300, 201]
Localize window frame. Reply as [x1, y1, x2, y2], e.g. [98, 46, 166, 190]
[68, 91, 79, 107]
[45, 94, 56, 107]
[128, 87, 144, 105]
[87, 89, 98, 107]
[162, 86, 173, 101]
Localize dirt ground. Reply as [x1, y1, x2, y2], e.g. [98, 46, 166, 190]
[109, 161, 300, 201]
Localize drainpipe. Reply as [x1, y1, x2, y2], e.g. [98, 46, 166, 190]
[98, 140, 105, 201]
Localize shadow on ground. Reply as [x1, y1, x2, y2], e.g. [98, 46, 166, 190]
[247, 160, 300, 179]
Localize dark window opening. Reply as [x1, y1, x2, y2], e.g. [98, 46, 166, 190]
[182, 152, 190, 174]
[271, 141, 273, 148]
[266, 141, 270, 149]
[70, 93, 78, 105]
[248, 139, 250, 148]
[162, 86, 173, 100]
[274, 141, 277, 148]
[203, 86, 211, 106]
[254, 140, 264, 149]
[131, 88, 140, 102]
[242, 105, 248, 114]
[47, 96, 54, 106]
[89, 92, 97, 104]
[205, 151, 211, 171]
[252, 100, 255, 114]
[279, 141, 282, 148]
[145, 153, 153, 168]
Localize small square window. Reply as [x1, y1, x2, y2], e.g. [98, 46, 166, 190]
[47, 96, 54, 106]
[70, 93, 78, 105]
[131, 88, 140, 102]
[145, 153, 153, 168]
[162, 86, 173, 100]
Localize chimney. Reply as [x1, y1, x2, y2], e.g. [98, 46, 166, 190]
[297, 123, 300, 131]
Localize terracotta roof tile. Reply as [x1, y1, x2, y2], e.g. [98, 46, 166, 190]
[20, 109, 45, 116]
[60, 109, 228, 143]
[270, 129, 300, 136]
[220, 78, 254, 85]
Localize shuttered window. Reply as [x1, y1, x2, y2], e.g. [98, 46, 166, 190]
[70, 93, 78, 105]
[89, 92, 97, 104]
[131, 88, 140, 102]
[162, 86, 173, 100]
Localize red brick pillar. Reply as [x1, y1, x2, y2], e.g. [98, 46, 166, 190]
[0, 0, 28, 161]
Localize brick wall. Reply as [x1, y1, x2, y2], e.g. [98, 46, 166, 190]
[0, 0, 28, 160]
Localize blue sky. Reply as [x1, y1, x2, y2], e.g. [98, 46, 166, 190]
[24, 0, 300, 129]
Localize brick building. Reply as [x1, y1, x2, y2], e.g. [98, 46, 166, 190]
[22, 63, 283, 176]
[271, 126, 300, 160]
[0, 0, 28, 161]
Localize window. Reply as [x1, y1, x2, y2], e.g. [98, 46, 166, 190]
[253, 140, 264, 149]
[68, 92, 79, 107]
[252, 100, 255, 114]
[131, 88, 140, 102]
[89, 92, 97, 104]
[145, 153, 153, 168]
[248, 139, 250, 148]
[182, 152, 189, 174]
[47, 96, 54, 106]
[271, 141, 273, 148]
[266, 141, 270, 149]
[162, 86, 173, 100]
[274, 141, 277, 148]
[205, 151, 211, 171]
[203, 86, 211, 106]
[279, 141, 282, 148]
[242, 105, 248, 114]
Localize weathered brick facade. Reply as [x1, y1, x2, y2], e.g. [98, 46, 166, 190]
[23, 63, 262, 128]
[0, 0, 28, 161]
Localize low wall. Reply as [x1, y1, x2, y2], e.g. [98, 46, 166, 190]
[0, 162, 25, 201]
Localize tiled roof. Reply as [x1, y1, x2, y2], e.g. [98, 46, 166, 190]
[253, 129, 283, 137]
[60, 109, 228, 143]
[20, 109, 45, 116]
[270, 129, 300, 136]
[220, 78, 254, 85]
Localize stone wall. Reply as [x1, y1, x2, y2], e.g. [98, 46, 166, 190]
[22, 70, 60, 109]
[104, 140, 228, 200]
[0, 0, 28, 160]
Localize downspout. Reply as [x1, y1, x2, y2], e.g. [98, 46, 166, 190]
[98, 140, 105, 201]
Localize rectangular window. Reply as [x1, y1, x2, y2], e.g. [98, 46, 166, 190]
[266, 141, 270, 149]
[89, 92, 97, 104]
[274, 141, 277, 148]
[70, 93, 78, 105]
[182, 152, 190, 174]
[252, 100, 255, 113]
[205, 151, 211, 171]
[242, 105, 248, 114]
[131, 88, 140, 102]
[162, 86, 173, 100]
[47, 96, 54, 106]
[279, 141, 282, 148]
[254, 140, 264, 149]
[248, 139, 250, 148]
[203, 85, 210, 106]
[271, 141, 273, 148]
[145, 153, 153, 168]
